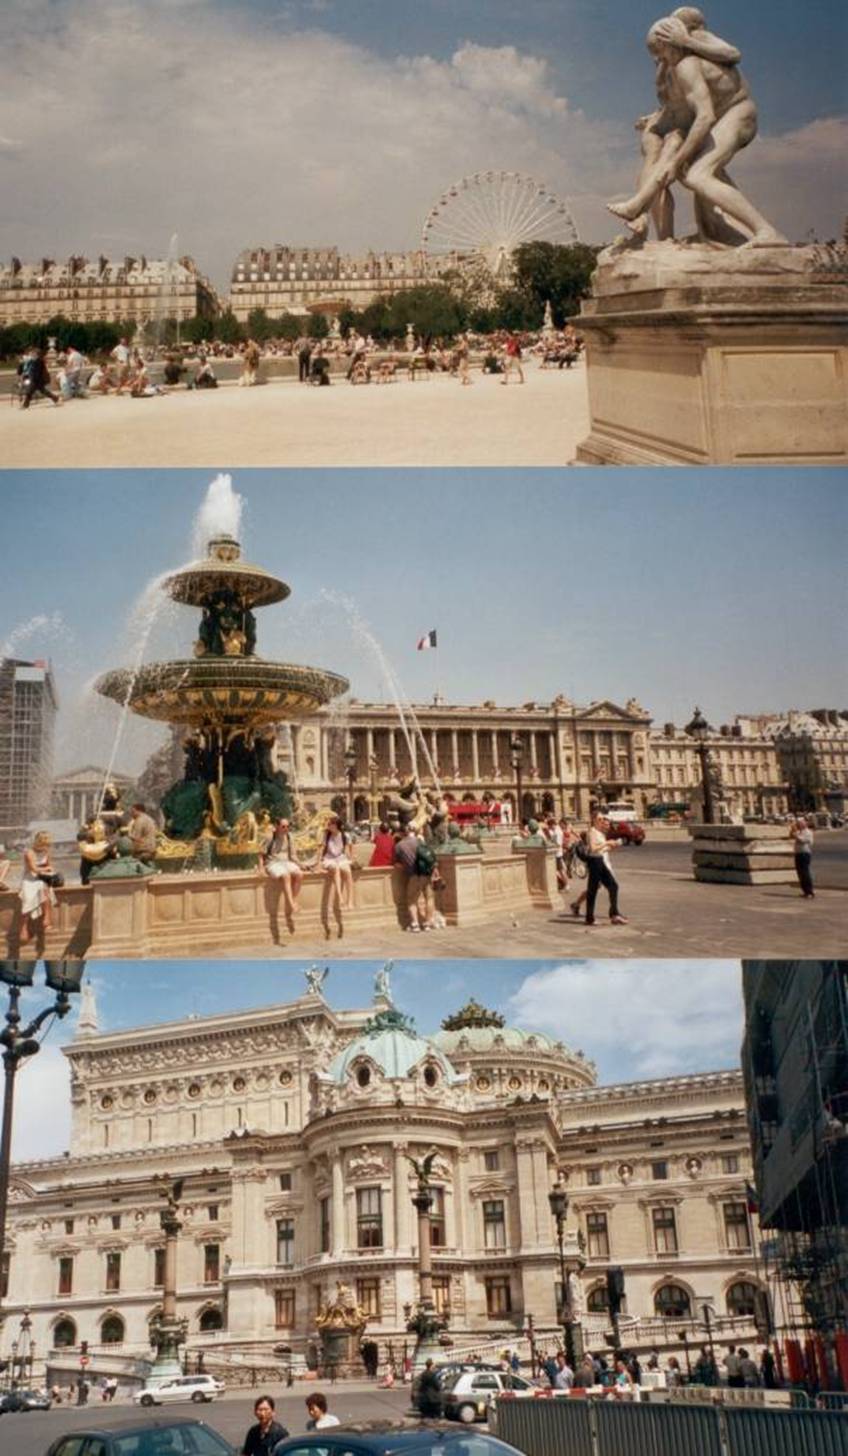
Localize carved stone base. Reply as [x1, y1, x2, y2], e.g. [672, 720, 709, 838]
[575, 241, 848, 465]
[689, 824, 797, 885]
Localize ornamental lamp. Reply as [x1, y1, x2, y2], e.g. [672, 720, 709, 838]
[43, 961, 86, 994]
[548, 1185, 569, 1224]
[684, 707, 710, 742]
[0, 962, 36, 988]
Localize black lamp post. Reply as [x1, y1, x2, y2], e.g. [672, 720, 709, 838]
[0, 962, 85, 1334]
[344, 742, 358, 827]
[548, 1183, 581, 1371]
[510, 736, 525, 824]
[684, 707, 715, 824]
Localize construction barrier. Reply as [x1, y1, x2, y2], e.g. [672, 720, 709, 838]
[493, 1396, 848, 1456]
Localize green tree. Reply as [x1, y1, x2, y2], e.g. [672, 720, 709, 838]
[182, 315, 215, 346]
[385, 285, 467, 342]
[215, 309, 245, 345]
[307, 313, 329, 339]
[274, 313, 303, 342]
[247, 308, 277, 343]
[511, 241, 599, 326]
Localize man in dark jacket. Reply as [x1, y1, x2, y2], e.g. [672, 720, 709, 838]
[242, 1394, 289, 1455]
[416, 1359, 442, 1417]
[20, 348, 60, 408]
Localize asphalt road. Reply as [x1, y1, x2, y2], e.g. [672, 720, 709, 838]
[0, 1385, 418, 1455]
[620, 830, 848, 891]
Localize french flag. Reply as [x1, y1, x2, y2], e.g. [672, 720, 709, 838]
[417, 629, 438, 651]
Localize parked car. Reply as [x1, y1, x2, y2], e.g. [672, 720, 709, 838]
[132, 1375, 225, 1406]
[439, 1367, 540, 1423]
[599, 817, 645, 845]
[0, 1386, 52, 1412]
[46, 1418, 235, 1456]
[272, 1426, 523, 1456]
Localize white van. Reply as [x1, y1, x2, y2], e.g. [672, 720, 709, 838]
[601, 801, 637, 823]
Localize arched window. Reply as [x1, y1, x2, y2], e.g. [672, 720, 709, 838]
[587, 1286, 609, 1313]
[654, 1284, 691, 1318]
[101, 1315, 125, 1345]
[53, 1318, 77, 1348]
[541, 792, 556, 814]
[199, 1308, 223, 1332]
[727, 1281, 758, 1317]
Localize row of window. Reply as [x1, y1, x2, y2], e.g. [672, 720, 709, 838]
[55, 1245, 222, 1297]
[584, 1204, 751, 1259]
[586, 1280, 760, 1320]
[50, 1309, 223, 1350]
[585, 1153, 740, 1185]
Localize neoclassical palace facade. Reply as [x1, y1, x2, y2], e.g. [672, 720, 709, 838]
[2, 978, 766, 1385]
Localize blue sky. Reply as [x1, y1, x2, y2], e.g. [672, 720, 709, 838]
[1, 0, 845, 283]
[13, 958, 744, 1160]
[1, 469, 846, 775]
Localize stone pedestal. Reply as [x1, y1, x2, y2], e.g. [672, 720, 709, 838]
[689, 823, 796, 884]
[575, 242, 848, 465]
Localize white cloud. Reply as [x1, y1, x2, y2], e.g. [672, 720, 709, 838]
[0, 2, 841, 289]
[11, 1039, 73, 1164]
[508, 961, 743, 1080]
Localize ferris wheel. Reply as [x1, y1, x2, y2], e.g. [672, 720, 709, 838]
[421, 171, 580, 276]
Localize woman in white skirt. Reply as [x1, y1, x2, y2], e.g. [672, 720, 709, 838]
[19, 830, 57, 942]
[320, 816, 353, 911]
[262, 818, 303, 918]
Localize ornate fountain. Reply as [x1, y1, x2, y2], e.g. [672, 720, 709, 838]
[96, 534, 348, 870]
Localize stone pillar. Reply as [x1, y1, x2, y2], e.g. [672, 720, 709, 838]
[366, 728, 374, 764]
[491, 731, 499, 775]
[529, 733, 538, 775]
[471, 731, 480, 784]
[394, 1143, 411, 1252]
[515, 1140, 541, 1246]
[331, 1154, 345, 1253]
[388, 730, 397, 771]
[451, 730, 459, 777]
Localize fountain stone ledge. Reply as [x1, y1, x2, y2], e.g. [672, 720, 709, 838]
[0, 846, 559, 958]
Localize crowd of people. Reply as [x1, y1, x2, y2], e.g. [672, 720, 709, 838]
[12, 324, 583, 407]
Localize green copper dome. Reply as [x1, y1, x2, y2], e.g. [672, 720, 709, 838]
[326, 1007, 462, 1086]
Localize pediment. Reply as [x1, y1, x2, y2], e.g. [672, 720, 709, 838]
[577, 700, 645, 723]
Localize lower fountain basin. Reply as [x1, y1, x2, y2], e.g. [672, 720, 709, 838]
[96, 657, 349, 726]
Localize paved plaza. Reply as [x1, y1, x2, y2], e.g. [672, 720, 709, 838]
[0, 361, 589, 467]
[211, 837, 847, 962]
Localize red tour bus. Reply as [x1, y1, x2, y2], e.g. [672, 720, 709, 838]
[446, 800, 503, 826]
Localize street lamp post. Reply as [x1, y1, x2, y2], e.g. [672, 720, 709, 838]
[0, 961, 85, 1337]
[510, 736, 525, 825]
[685, 707, 716, 824]
[148, 1177, 188, 1387]
[344, 743, 357, 827]
[678, 1329, 692, 1381]
[548, 1183, 583, 1372]
[405, 1152, 447, 1375]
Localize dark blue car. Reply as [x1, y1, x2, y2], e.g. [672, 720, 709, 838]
[270, 1430, 521, 1456]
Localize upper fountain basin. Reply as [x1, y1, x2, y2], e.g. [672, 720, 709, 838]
[164, 534, 290, 609]
[95, 657, 349, 726]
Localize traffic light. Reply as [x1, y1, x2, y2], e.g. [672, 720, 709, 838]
[606, 1266, 625, 1314]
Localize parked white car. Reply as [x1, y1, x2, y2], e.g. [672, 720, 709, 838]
[440, 1368, 540, 1423]
[133, 1374, 225, 1406]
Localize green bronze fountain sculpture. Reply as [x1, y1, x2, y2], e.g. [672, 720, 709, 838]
[95, 534, 349, 871]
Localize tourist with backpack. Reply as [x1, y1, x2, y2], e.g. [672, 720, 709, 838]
[394, 822, 437, 932]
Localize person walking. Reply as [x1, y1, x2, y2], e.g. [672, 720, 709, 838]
[298, 339, 313, 382]
[19, 347, 61, 407]
[583, 810, 628, 926]
[303, 1391, 340, 1430]
[789, 817, 815, 898]
[242, 1395, 289, 1456]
